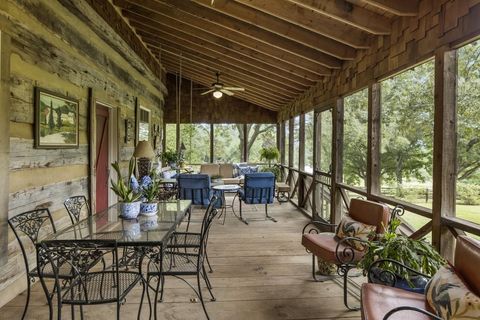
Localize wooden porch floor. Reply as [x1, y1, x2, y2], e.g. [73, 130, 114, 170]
[1, 200, 361, 320]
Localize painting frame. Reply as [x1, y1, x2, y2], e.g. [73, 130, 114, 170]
[34, 87, 79, 149]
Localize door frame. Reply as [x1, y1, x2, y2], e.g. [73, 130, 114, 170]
[88, 89, 119, 214]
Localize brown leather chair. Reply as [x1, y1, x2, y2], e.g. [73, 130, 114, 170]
[361, 235, 480, 320]
[301, 198, 391, 310]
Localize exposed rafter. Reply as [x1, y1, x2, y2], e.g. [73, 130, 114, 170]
[190, 0, 357, 60]
[361, 0, 418, 16]
[233, 0, 372, 48]
[288, 0, 391, 35]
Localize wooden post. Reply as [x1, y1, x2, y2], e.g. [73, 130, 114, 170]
[298, 114, 306, 205]
[367, 83, 381, 195]
[87, 88, 96, 215]
[288, 118, 294, 167]
[432, 49, 457, 259]
[276, 122, 282, 162]
[313, 111, 320, 219]
[243, 123, 248, 162]
[0, 31, 10, 266]
[210, 124, 214, 163]
[331, 98, 344, 224]
[280, 121, 285, 165]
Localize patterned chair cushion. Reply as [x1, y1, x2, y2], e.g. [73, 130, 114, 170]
[426, 265, 480, 319]
[335, 215, 376, 251]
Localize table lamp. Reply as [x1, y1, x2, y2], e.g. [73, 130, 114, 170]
[134, 140, 155, 179]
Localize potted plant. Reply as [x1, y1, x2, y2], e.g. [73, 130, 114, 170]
[260, 147, 280, 167]
[358, 218, 445, 293]
[259, 146, 281, 179]
[139, 172, 160, 216]
[110, 158, 142, 219]
[161, 149, 178, 167]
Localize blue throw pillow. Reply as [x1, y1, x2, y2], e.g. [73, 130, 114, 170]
[238, 166, 251, 175]
[249, 165, 259, 173]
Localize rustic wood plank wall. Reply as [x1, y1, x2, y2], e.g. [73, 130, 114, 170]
[0, 0, 166, 307]
[279, 0, 480, 119]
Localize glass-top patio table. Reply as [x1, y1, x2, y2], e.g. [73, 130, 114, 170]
[45, 200, 192, 246]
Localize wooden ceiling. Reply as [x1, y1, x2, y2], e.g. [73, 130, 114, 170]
[113, 0, 420, 111]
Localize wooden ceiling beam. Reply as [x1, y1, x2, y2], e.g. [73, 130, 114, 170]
[361, 0, 418, 16]
[147, 40, 310, 94]
[161, 56, 291, 104]
[133, 28, 315, 92]
[288, 0, 391, 35]
[234, 0, 371, 48]
[166, 67, 282, 111]
[119, 13, 333, 78]
[162, 57, 292, 105]
[142, 35, 309, 94]
[155, 48, 296, 100]
[190, 0, 357, 60]
[117, 0, 342, 69]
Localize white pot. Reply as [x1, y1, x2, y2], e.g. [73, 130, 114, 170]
[119, 201, 141, 219]
[140, 202, 158, 216]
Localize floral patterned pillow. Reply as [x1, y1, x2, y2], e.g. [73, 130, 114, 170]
[426, 265, 480, 319]
[335, 215, 376, 251]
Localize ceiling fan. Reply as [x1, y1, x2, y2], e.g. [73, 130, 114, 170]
[200, 72, 245, 99]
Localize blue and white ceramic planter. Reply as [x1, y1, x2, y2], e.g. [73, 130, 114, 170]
[124, 220, 141, 239]
[119, 201, 141, 219]
[140, 215, 158, 231]
[140, 202, 158, 216]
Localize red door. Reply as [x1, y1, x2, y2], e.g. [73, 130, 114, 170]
[96, 106, 109, 213]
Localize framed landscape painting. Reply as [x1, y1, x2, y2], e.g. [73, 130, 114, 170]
[35, 87, 79, 148]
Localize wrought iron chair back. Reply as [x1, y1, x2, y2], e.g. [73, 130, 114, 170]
[8, 208, 57, 268]
[37, 240, 117, 302]
[36, 240, 143, 319]
[64, 195, 90, 225]
[197, 195, 220, 267]
[8, 208, 57, 320]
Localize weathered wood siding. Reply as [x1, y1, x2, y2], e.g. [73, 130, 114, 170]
[279, 0, 480, 119]
[0, 0, 166, 307]
[165, 74, 277, 124]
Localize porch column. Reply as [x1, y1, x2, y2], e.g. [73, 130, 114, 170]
[367, 83, 381, 195]
[331, 98, 344, 224]
[0, 31, 11, 265]
[432, 49, 457, 259]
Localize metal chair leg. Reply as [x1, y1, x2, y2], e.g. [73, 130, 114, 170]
[197, 273, 211, 320]
[137, 279, 146, 320]
[154, 276, 162, 320]
[21, 276, 31, 320]
[342, 266, 360, 311]
[312, 255, 320, 282]
[159, 275, 165, 302]
[205, 251, 213, 273]
[238, 200, 248, 225]
[265, 204, 277, 222]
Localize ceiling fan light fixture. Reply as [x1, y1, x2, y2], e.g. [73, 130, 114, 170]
[213, 90, 223, 99]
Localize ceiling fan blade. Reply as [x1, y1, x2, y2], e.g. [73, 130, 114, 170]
[223, 87, 245, 91]
[220, 89, 234, 96]
[200, 89, 215, 95]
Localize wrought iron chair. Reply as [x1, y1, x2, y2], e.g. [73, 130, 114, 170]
[8, 208, 58, 320]
[64, 195, 90, 225]
[361, 236, 480, 319]
[237, 172, 276, 224]
[144, 196, 221, 320]
[36, 240, 144, 320]
[301, 199, 395, 310]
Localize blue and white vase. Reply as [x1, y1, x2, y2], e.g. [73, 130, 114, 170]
[140, 202, 158, 216]
[119, 201, 141, 219]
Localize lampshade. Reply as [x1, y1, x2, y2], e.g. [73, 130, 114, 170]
[213, 90, 223, 99]
[133, 140, 155, 158]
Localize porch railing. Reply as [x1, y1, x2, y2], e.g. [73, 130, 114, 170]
[279, 165, 480, 242]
